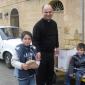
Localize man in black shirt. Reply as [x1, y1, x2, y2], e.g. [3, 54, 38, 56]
[32, 4, 59, 85]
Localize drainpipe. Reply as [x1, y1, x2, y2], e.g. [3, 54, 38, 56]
[81, 0, 84, 43]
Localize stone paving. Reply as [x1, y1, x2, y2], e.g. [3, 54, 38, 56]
[0, 60, 64, 85]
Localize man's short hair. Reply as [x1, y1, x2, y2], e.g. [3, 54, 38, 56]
[42, 4, 53, 11]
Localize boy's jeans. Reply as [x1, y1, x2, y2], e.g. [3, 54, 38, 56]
[66, 70, 84, 85]
[18, 75, 36, 85]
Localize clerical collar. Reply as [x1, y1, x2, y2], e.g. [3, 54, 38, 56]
[42, 18, 51, 22]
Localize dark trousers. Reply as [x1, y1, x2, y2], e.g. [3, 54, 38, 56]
[66, 70, 85, 85]
[36, 52, 54, 85]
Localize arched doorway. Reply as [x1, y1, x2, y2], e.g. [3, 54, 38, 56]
[10, 8, 19, 27]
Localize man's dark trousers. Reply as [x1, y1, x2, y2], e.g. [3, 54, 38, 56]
[36, 52, 54, 85]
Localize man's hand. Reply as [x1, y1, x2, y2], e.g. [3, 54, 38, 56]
[54, 48, 59, 57]
[36, 52, 41, 61]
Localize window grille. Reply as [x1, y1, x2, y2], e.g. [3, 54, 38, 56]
[49, 0, 64, 12]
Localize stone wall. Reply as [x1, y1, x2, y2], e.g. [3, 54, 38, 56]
[0, 0, 85, 49]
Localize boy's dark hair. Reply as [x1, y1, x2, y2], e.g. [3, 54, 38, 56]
[21, 31, 32, 40]
[77, 43, 85, 51]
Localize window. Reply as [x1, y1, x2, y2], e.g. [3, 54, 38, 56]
[49, 0, 64, 12]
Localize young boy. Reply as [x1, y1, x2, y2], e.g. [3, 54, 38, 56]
[11, 31, 40, 85]
[66, 43, 85, 85]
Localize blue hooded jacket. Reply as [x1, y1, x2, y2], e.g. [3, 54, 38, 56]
[15, 44, 37, 79]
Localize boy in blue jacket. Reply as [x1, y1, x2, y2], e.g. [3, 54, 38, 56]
[11, 31, 40, 85]
[66, 43, 85, 85]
